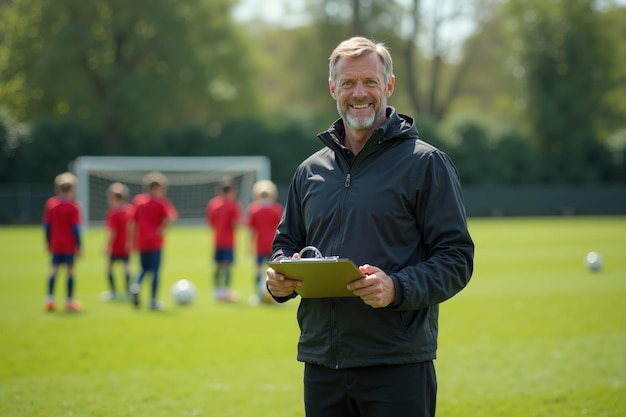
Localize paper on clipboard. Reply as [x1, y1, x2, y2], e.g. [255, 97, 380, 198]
[268, 256, 364, 298]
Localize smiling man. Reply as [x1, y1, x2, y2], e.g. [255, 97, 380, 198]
[266, 37, 475, 417]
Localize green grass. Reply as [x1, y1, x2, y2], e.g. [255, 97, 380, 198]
[1, 217, 625, 416]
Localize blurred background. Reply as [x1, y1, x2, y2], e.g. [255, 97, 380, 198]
[1, 0, 625, 223]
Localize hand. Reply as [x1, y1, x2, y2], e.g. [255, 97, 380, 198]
[266, 253, 302, 297]
[347, 264, 395, 308]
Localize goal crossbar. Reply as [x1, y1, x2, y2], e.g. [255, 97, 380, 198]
[73, 156, 271, 227]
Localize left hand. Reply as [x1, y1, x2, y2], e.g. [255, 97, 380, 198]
[347, 264, 395, 308]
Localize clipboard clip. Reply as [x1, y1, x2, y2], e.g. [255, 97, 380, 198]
[298, 246, 339, 261]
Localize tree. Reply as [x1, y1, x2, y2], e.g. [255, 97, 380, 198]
[0, 109, 30, 182]
[506, 0, 621, 183]
[401, 0, 500, 120]
[0, 0, 260, 153]
[242, 0, 502, 123]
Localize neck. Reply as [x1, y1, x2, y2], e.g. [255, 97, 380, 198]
[343, 115, 386, 154]
[344, 129, 373, 154]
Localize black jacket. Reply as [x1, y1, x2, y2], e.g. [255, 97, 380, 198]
[271, 107, 474, 369]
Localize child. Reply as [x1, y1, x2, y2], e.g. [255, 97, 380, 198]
[103, 182, 133, 301]
[129, 172, 178, 310]
[247, 180, 283, 304]
[206, 176, 242, 302]
[43, 172, 82, 312]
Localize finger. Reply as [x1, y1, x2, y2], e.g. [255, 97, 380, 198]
[360, 264, 383, 277]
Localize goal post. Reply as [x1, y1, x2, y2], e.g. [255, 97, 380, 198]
[73, 156, 271, 227]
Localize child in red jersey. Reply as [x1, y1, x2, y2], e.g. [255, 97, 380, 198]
[103, 182, 134, 301]
[43, 172, 82, 312]
[206, 177, 242, 302]
[247, 180, 283, 304]
[129, 172, 178, 310]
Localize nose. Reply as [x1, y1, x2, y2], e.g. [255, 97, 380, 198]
[353, 81, 367, 98]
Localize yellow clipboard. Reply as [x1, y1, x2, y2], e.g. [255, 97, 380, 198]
[268, 247, 364, 298]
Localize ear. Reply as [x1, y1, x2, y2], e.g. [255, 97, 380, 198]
[329, 78, 337, 100]
[386, 75, 395, 97]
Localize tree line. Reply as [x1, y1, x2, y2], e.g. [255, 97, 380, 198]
[1, 0, 625, 187]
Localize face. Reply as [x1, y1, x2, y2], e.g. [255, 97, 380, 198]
[329, 53, 394, 131]
[152, 185, 165, 198]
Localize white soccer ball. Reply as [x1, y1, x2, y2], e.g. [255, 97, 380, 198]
[171, 279, 197, 305]
[584, 251, 603, 272]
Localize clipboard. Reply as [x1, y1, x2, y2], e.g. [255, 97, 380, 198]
[268, 246, 364, 298]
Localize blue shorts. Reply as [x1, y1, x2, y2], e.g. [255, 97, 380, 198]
[256, 254, 271, 266]
[214, 249, 234, 263]
[109, 255, 129, 262]
[52, 254, 75, 265]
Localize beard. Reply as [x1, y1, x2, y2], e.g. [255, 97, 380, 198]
[337, 99, 385, 131]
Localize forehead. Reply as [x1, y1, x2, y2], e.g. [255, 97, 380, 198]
[335, 53, 385, 81]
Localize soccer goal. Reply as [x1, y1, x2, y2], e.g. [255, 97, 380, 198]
[73, 156, 271, 227]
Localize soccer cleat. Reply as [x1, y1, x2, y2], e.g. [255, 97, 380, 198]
[217, 290, 239, 303]
[65, 300, 83, 312]
[149, 300, 165, 311]
[46, 301, 55, 312]
[129, 283, 140, 308]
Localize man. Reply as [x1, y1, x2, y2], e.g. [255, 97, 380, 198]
[206, 177, 242, 302]
[129, 171, 178, 310]
[266, 37, 474, 417]
[43, 172, 83, 312]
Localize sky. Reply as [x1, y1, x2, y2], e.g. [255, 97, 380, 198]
[231, 0, 311, 28]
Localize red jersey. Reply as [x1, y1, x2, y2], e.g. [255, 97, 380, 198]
[45, 198, 81, 254]
[131, 192, 150, 207]
[105, 203, 134, 256]
[247, 200, 283, 255]
[206, 196, 241, 249]
[133, 196, 178, 252]
[42, 196, 61, 224]
[131, 193, 150, 248]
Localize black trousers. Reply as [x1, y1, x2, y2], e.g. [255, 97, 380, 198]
[304, 361, 437, 417]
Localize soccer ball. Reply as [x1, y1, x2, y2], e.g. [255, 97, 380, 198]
[584, 251, 603, 272]
[171, 279, 197, 305]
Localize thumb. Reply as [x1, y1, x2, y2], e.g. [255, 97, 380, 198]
[359, 264, 378, 276]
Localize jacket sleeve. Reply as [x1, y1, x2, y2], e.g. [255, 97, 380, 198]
[271, 168, 307, 262]
[268, 168, 308, 303]
[390, 150, 474, 311]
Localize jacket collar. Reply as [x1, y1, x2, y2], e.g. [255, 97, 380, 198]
[318, 107, 419, 150]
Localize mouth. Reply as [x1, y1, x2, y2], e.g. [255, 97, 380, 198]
[350, 103, 371, 110]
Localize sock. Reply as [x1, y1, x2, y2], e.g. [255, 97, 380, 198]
[224, 269, 231, 289]
[47, 275, 56, 300]
[67, 275, 75, 301]
[214, 269, 221, 288]
[108, 271, 116, 295]
[151, 270, 159, 301]
[136, 270, 146, 287]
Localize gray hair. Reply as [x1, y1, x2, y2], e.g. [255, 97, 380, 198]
[329, 37, 393, 85]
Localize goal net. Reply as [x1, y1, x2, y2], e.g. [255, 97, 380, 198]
[73, 156, 271, 227]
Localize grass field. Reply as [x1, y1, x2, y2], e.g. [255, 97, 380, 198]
[1, 216, 625, 416]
